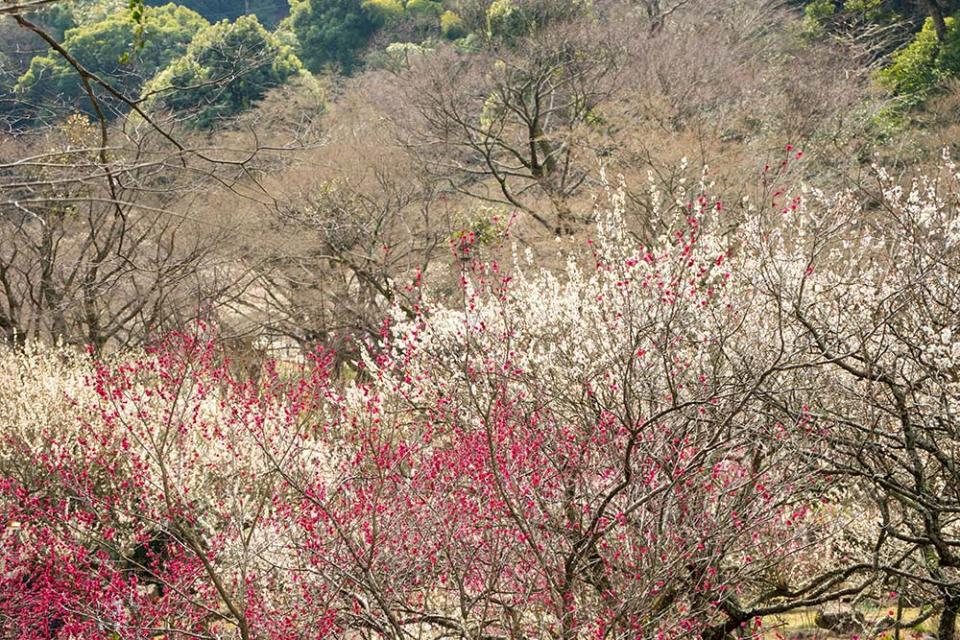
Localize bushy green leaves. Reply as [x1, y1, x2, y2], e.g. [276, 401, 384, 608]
[287, 0, 461, 72]
[801, 0, 942, 34]
[146, 14, 302, 128]
[16, 3, 208, 112]
[35, 0, 127, 40]
[363, 0, 405, 22]
[288, 0, 383, 73]
[486, 0, 590, 41]
[405, 0, 442, 17]
[440, 9, 467, 39]
[486, 0, 526, 39]
[879, 16, 960, 103]
[145, 0, 290, 27]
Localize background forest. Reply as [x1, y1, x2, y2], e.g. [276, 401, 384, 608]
[1, 1, 960, 639]
[1, 0, 958, 358]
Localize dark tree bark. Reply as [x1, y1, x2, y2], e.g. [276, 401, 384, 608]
[940, 596, 960, 640]
[916, 0, 949, 41]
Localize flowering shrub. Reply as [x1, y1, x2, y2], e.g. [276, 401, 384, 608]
[6, 154, 960, 637]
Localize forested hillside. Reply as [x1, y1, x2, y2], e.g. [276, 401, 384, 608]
[1, 1, 959, 638]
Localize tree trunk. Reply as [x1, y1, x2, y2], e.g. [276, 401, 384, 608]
[917, 0, 949, 42]
[940, 597, 959, 640]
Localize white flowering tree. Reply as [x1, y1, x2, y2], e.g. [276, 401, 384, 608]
[748, 154, 960, 638]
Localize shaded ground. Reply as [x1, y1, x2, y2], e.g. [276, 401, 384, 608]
[764, 607, 939, 639]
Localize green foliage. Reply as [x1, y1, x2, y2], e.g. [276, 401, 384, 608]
[878, 16, 960, 102]
[365, 0, 445, 43]
[453, 31, 482, 51]
[288, 0, 383, 73]
[145, 0, 290, 27]
[16, 3, 208, 112]
[486, 0, 590, 41]
[440, 9, 467, 39]
[800, 0, 834, 35]
[803, 0, 836, 23]
[36, 0, 127, 40]
[37, 4, 84, 40]
[405, 0, 442, 17]
[146, 14, 302, 128]
[487, 0, 527, 39]
[374, 40, 433, 70]
[801, 0, 902, 39]
[844, 0, 886, 20]
[450, 207, 509, 248]
[363, 0, 404, 22]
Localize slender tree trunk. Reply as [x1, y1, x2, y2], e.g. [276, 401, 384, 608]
[940, 596, 959, 640]
[39, 217, 69, 342]
[917, 0, 949, 42]
[894, 578, 904, 640]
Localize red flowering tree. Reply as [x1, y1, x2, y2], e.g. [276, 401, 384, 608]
[0, 331, 343, 638]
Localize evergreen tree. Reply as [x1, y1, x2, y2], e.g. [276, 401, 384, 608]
[288, 0, 382, 73]
[16, 3, 208, 115]
[147, 14, 303, 128]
